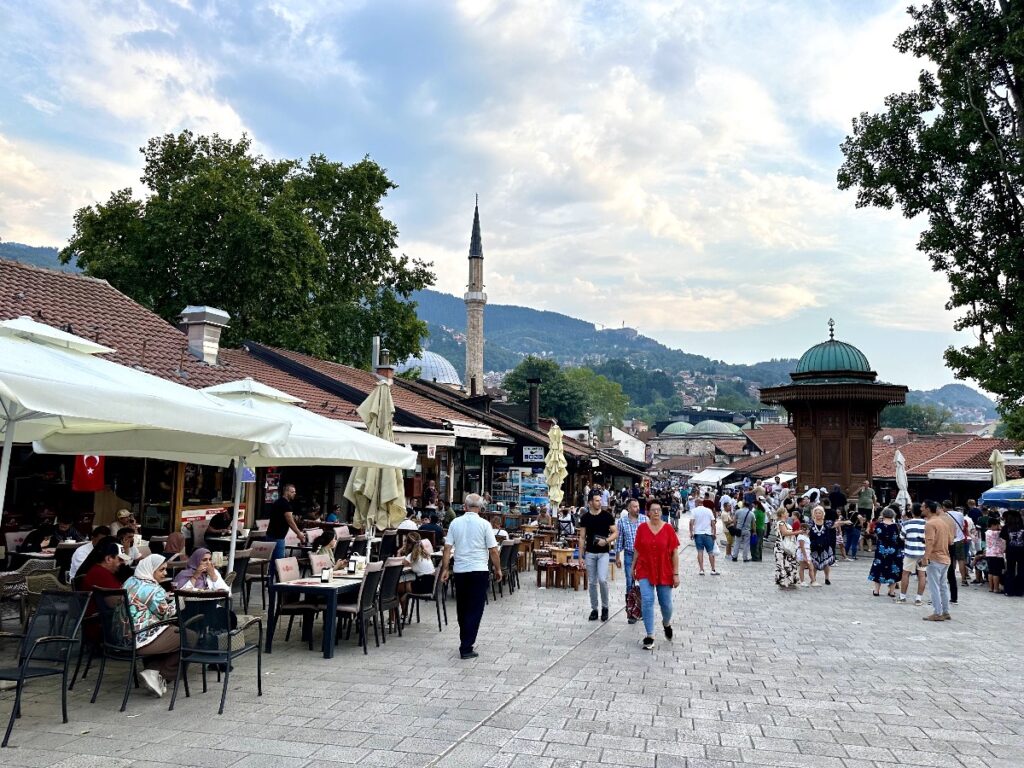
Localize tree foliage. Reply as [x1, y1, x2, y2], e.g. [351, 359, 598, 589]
[563, 367, 629, 427]
[837, 0, 1024, 439]
[881, 403, 962, 433]
[591, 359, 675, 406]
[503, 357, 628, 428]
[60, 131, 434, 366]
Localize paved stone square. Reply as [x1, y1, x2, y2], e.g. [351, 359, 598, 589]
[3, 530, 1023, 768]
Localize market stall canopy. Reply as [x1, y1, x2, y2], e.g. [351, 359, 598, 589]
[981, 479, 1024, 510]
[1, 316, 291, 523]
[688, 467, 735, 486]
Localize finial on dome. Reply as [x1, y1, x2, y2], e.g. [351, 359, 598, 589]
[828, 318, 835, 340]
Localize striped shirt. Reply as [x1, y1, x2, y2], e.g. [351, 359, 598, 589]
[902, 518, 926, 558]
[616, 513, 648, 555]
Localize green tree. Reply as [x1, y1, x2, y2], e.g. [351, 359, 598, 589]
[881, 403, 962, 434]
[61, 131, 433, 366]
[837, 1, 1024, 439]
[564, 367, 629, 427]
[503, 356, 588, 427]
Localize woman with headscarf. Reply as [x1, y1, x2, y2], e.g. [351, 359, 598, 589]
[162, 532, 187, 561]
[123, 554, 180, 697]
[172, 548, 229, 592]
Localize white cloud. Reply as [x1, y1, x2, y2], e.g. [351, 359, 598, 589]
[22, 94, 59, 115]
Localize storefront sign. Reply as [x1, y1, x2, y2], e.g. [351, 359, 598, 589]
[522, 446, 545, 463]
[180, 504, 246, 524]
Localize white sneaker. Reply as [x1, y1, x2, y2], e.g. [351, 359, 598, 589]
[139, 669, 164, 698]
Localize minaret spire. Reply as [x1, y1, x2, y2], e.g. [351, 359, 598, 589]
[464, 197, 487, 395]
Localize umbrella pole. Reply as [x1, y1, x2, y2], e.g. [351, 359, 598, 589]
[228, 457, 244, 574]
[0, 405, 15, 529]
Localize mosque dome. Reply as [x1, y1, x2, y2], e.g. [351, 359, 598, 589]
[794, 322, 873, 378]
[691, 419, 742, 436]
[660, 421, 694, 436]
[395, 351, 463, 387]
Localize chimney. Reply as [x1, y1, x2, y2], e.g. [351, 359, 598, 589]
[527, 377, 540, 431]
[179, 306, 230, 365]
[470, 376, 478, 397]
[376, 347, 395, 380]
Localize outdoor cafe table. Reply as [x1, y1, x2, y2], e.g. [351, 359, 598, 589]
[265, 569, 413, 659]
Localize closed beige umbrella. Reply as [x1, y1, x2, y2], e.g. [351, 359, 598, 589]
[545, 423, 568, 507]
[990, 449, 1007, 487]
[344, 380, 408, 556]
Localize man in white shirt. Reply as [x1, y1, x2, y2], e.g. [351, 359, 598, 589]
[943, 501, 968, 602]
[68, 525, 111, 581]
[689, 504, 719, 576]
[441, 493, 501, 659]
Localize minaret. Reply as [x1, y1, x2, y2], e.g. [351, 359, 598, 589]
[464, 196, 486, 395]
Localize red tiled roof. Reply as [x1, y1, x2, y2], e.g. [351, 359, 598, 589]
[265, 346, 485, 430]
[742, 423, 796, 455]
[0, 259, 486, 432]
[713, 439, 747, 456]
[872, 435, 1015, 478]
[0, 258, 228, 386]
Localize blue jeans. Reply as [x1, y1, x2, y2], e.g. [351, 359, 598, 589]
[269, 538, 286, 581]
[622, 550, 635, 594]
[638, 578, 673, 637]
[584, 553, 609, 610]
[845, 529, 861, 558]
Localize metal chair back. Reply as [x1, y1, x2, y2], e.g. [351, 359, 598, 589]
[357, 561, 384, 612]
[18, 590, 89, 666]
[378, 557, 405, 609]
[334, 538, 352, 562]
[379, 532, 398, 560]
[91, 588, 134, 654]
[174, 590, 232, 655]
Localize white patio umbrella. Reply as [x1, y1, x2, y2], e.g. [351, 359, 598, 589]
[990, 449, 1007, 487]
[344, 379, 407, 559]
[0, 316, 291, 527]
[38, 377, 417, 570]
[545, 423, 567, 508]
[894, 449, 911, 512]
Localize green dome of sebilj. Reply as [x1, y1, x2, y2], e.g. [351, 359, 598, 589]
[794, 321, 872, 376]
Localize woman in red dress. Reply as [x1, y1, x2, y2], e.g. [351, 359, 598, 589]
[632, 500, 680, 650]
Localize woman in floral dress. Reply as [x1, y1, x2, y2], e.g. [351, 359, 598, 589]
[868, 507, 904, 597]
[807, 506, 836, 586]
[773, 508, 799, 589]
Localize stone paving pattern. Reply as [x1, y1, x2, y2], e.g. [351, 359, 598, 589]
[3, 522, 1023, 768]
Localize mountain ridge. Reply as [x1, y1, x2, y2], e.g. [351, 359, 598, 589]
[0, 241, 996, 421]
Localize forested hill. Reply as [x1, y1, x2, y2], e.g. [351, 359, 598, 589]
[0, 242, 75, 272]
[412, 288, 796, 385]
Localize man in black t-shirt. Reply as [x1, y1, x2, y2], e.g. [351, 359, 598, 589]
[266, 484, 307, 562]
[207, 509, 233, 536]
[578, 490, 617, 622]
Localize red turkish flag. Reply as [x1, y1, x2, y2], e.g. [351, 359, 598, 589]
[72, 455, 105, 492]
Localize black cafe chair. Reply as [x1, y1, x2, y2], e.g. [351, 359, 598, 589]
[0, 590, 89, 747]
[376, 557, 405, 640]
[407, 568, 448, 632]
[169, 590, 262, 715]
[90, 588, 175, 712]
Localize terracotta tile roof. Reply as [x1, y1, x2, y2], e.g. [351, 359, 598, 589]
[262, 345, 490, 431]
[653, 455, 712, 472]
[0, 258, 222, 385]
[0, 259, 482, 433]
[872, 435, 1015, 478]
[397, 378, 592, 458]
[742, 424, 796, 455]
[713, 439, 748, 456]
[728, 449, 796, 474]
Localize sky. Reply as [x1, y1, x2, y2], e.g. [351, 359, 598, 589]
[0, 0, 976, 391]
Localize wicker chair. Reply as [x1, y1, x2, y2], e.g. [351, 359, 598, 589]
[22, 573, 71, 623]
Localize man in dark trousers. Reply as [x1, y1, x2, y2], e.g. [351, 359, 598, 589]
[440, 493, 501, 659]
